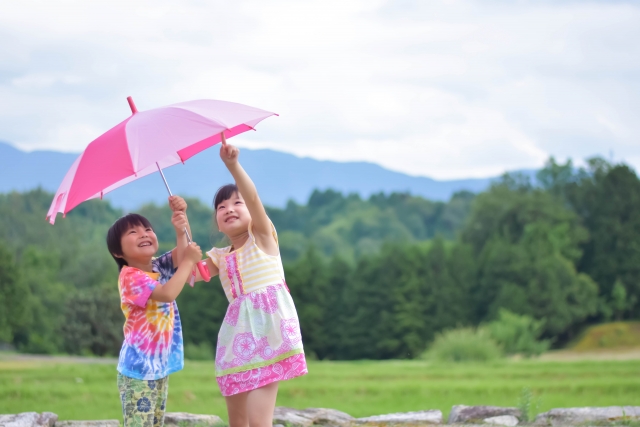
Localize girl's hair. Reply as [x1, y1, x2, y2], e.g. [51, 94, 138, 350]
[106, 213, 153, 271]
[213, 184, 239, 210]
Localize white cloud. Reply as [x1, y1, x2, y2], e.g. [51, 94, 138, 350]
[0, 0, 639, 178]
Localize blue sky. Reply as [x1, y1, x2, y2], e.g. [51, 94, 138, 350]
[0, 0, 639, 179]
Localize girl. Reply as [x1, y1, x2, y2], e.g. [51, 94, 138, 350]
[106, 196, 202, 427]
[200, 133, 308, 427]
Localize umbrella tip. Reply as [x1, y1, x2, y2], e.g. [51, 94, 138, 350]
[127, 96, 138, 114]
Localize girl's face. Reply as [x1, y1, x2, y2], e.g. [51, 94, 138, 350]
[118, 224, 159, 264]
[216, 192, 251, 236]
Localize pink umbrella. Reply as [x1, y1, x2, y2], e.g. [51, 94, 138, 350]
[47, 96, 276, 224]
[46, 97, 277, 281]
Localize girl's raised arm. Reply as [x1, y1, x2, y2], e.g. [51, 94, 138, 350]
[218, 132, 274, 242]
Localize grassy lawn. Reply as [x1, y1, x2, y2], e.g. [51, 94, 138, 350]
[1, 357, 639, 421]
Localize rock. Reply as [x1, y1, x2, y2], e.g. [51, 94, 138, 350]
[273, 407, 315, 427]
[448, 406, 522, 424]
[273, 407, 354, 427]
[533, 406, 640, 426]
[35, 413, 58, 427]
[356, 410, 443, 426]
[0, 413, 59, 427]
[54, 422, 119, 427]
[483, 416, 518, 426]
[299, 408, 355, 427]
[164, 412, 224, 427]
[0, 413, 40, 427]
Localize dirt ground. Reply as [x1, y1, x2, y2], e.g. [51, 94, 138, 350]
[538, 348, 640, 361]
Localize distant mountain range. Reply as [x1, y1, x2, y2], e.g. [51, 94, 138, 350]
[0, 141, 536, 210]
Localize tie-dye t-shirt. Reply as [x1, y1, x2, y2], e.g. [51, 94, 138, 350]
[116, 251, 184, 380]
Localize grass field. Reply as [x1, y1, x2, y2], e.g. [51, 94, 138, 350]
[1, 355, 639, 421]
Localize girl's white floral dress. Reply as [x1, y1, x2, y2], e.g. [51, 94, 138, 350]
[206, 223, 307, 396]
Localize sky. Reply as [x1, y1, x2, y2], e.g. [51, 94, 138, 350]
[0, 0, 639, 179]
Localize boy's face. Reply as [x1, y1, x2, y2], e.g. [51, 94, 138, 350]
[215, 192, 251, 236]
[118, 224, 159, 265]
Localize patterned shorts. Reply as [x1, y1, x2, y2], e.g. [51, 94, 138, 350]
[117, 373, 169, 427]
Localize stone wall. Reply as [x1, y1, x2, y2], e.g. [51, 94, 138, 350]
[2, 406, 640, 427]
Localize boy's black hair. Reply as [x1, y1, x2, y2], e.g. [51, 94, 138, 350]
[213, 184, 239, 210]
[106, 213, 153, 271]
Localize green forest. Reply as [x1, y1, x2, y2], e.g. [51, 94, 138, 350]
[1, 156, 639, 360]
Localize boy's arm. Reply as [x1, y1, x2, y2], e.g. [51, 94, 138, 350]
[168, 195, 219, 283]
[219, 133, 272, 239]
[151, 242, 202, 302]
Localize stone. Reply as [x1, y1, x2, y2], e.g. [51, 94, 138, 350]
[356, 410, 443, 426]
[483, 416, 518, 427]
[0, 413, 40, 427]
[533, 406, 640, 426]
[54, 422, 119, 427]
[35, 413, 58, 427]
[299, 408, 355, 427]
[164, 412, 224, 427]
[0, 413, 58, 427]
[273, 407, 315, 427]
[273, 407, 354, 427]
[448, 406, 522, 424]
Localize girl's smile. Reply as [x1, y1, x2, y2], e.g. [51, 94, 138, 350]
[216, 192, 251, 235]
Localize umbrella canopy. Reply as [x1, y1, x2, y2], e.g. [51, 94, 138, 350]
[47, 97, 276, 224]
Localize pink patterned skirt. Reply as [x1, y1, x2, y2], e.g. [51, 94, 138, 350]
[215, 282, 308, 396]
[216, 353, 307, 396]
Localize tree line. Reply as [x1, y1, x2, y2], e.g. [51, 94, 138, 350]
[0, 156, 638, 359]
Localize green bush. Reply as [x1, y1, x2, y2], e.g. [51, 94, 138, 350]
[423, 327, 503, 362]
[184, 341, 214, 361]
[486, 309, 550, 357]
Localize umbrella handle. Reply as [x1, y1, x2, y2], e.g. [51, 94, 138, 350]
[197, 261, 211, 282]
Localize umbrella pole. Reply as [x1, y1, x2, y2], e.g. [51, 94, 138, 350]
[156, 162, 193, 244]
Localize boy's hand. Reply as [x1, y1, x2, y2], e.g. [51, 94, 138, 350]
[183, 242, 202, 264]
[219, 132, 239, 166]
[169, 195, 187, 212]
